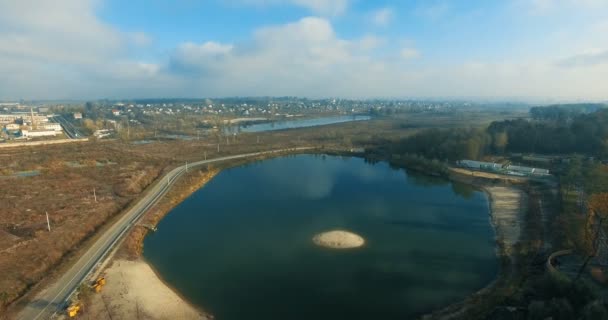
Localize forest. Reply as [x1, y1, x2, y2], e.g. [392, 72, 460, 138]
[379, 107, 608, 162]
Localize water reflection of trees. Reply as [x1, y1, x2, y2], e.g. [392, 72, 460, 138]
[451, 181, 476, 199]
[404, 170, 449, 187]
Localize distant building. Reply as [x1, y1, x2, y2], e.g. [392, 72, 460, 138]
[37, 107, 49, 113]
[21, 129, 58, 138]
[457, 159, 550, 176]
[112, 109, 120, 116]
[41, 123, 62, 132]
[106, 120, 117, 128]
[506, 165, 550, 176]
[93, 129, 114, 138]
[4, 123, 20, 131]
[0, 114, 21, 124]
[522, 155, 553, 164]
[73, 112, 83, 119]
[457, 160, 501, 171]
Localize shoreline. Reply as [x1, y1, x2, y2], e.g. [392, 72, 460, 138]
[87, 155, 529, 320]
[84, 152, 307, 319]
[82, 166, 220, 319]
[421, 168, 528, 319]
[87, 258, 212, 319]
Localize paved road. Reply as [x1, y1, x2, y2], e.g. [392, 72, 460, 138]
[17, 148, 312, 320]
[51, 115, 84, 139]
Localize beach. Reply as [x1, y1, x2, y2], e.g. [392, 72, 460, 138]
[87, 259, 211, 320]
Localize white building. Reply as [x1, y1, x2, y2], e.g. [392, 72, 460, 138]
[5, 123, 20, 131]
[457, 160, 501, 171]
[0, 114, 21, 124]
[93, 129, 114, 138]
[21, 129, 58, 138]
[41, 123, 63, 132]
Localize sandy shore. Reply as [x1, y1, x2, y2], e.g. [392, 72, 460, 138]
[423, 171, 527, 319]
[484, 186, 527, 258]
[87, 259, 211, 320]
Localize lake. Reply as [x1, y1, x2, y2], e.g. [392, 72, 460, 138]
[144, 155, 497, 320]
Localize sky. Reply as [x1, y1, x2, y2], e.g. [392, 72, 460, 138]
[1, 0, 608, 101]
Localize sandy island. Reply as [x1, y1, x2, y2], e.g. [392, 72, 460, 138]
[87, 259, 212, 320]
[313, 230, 365, 249]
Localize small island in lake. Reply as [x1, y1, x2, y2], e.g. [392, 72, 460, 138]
[313, 230, 365, 249]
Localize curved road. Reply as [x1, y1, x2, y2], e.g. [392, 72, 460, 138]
[18, 148, 313, 320]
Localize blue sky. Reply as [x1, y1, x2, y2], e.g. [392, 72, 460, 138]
[1, 0, 608, 101]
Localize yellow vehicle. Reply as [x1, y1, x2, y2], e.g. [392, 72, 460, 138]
[92, 276, 106, 293]
[67, 303, 80, 318]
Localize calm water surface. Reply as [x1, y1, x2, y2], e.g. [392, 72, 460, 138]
[144, 155, 497, 320]
[229, 115, 370, 133]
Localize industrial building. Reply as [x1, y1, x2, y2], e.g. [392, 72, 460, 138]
[457, 160, 550, 176]
[457, 160, 502, 171]
[20, 129, 58, 138]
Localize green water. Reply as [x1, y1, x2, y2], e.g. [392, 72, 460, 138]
[144, 155, 497, 319]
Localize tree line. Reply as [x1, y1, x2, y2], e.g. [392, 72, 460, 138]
[372, 107, 608, 163]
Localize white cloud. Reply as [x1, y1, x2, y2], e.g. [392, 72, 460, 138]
[0, 1, 607, 101]
[163, 15, 608, 100]
[0, 0, 166, 99]
[179, 42, 234, 56]
[0, 0, 122, 65]
[166, 17, 396, 97]
[529, 0, 556, 14]
[235, 0, 349, 15]
[370, 7, 394, 27]
[129, 32, 153, 47]
[557, 49, 608, 67]
[518, 0, 608, 15]
[357, 35, 386, 51]
[401, 48, 421, 60]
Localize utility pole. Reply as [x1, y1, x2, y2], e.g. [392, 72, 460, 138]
[93, 188, 97, 203]
[45, 211, 51, 232]
[217, 143, 220, 153]
[204, 151, 207, 160]
[186, 162, 188, 172]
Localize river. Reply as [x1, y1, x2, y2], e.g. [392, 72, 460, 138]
[144, 155, 497, 319]
[227, 114, 370, 133]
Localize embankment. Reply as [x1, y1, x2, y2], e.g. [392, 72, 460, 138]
[422, 168, 529, 319]
[119, 167, 220, 259]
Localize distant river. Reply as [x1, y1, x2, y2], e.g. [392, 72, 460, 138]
[227, 114, 370, 133]
[144, 155, 497, 320]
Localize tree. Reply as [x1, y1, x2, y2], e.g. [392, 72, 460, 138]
[577, 193, 608, 279]
[493, 131, 508, 154]
[562, 156, 583, 191]
[82, 119, 98, 133]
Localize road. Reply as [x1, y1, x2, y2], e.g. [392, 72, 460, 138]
[17, 148, 312, 320]
[51, 115, 84, 139]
